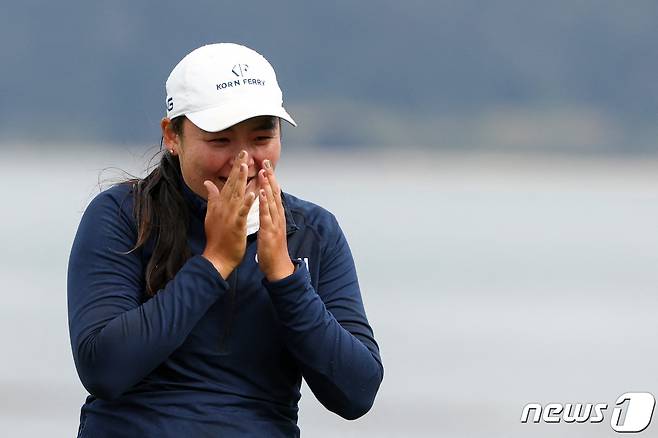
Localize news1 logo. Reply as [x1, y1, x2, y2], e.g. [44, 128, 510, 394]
[521, 392, 655, 433]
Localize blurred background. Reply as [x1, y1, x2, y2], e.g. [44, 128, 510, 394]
[1, 1, 657, 437]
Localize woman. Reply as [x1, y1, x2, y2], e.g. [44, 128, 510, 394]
[67, 43, 383, 437]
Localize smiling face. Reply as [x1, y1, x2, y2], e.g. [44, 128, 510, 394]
[162, 115, 281, 200]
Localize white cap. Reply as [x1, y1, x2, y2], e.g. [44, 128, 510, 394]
[165, 43, 296, 132]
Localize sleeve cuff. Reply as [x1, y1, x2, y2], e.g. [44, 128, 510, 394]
[188, 254, 231, 292]
[262, 258, 310, 295]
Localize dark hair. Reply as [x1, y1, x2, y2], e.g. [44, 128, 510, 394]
[123, 116, 191, 296]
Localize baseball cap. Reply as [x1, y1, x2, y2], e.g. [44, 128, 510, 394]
[165, 43, 296, 132]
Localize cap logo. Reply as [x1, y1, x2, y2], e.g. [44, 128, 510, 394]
[217, 64, 267, 91]
[232, 64, 249, 77]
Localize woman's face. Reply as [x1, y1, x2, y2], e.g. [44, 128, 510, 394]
[163, 116, 282, 200]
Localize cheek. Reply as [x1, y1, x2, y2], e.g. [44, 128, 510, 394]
[190, 151, 232, 175]
[253, 143, 281, 167]
[181, 153, 230, 187]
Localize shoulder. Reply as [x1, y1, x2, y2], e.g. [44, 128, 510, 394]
[82, 182, 137, 232]
[282, 191, 343, 244]
[93, 181, 135, 203]
[85, 182, 135, 213]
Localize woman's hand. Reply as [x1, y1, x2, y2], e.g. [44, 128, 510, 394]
[257, 159, 295, 282]
[202, 150, 255, 279]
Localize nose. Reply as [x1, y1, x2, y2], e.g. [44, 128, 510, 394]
[229, 148, 256, 169]
[245, 150, 255, 168]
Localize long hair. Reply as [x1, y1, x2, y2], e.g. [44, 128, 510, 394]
[123, 116, 191, 296]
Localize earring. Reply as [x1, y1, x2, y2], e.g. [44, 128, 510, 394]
[169, 149, 174, 154]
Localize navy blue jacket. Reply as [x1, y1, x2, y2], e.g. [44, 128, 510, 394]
[67, 179, 383, 437]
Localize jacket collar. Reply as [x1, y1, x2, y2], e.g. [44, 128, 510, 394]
[180, 179, 299, 234]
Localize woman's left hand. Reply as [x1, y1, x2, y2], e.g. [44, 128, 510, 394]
[257, 159, 295, 282]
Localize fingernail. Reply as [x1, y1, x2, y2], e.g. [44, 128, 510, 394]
[264, 159, 271, 169]
[238, 150, 246, 159]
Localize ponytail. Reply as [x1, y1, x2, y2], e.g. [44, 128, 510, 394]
[124, 116, 191, 296]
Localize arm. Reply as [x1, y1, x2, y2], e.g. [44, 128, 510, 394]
[67, 188, 228, 400]
[263, 216, 383, 420]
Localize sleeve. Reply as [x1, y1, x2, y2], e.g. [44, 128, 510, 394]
[67, 188, 229, 401]
[263, 214, 383, 420]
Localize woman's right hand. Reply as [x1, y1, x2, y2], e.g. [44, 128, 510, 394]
[202, 150, 256, 279]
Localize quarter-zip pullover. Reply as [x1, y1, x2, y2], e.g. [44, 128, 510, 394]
[67, 180, 383, 437]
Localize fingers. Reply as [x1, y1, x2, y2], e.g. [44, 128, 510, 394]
[237, 191, 256, 218]
[222, 155, 241, 197]
[222, 150, 248, 199]
[263, 160, 283, 204]
[203, 180, 220, 203]
[235, 163, 248, 199]
[262, 159, 285, 221]
[258, 169, 280, 224]
[259, 188, 272, 226]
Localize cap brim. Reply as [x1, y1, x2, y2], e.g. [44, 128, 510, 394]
[185, 103, 296, 132]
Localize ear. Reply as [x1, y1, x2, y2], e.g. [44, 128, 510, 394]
[161, 117, 180, 152]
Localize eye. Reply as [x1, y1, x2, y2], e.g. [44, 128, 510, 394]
[208, 137, 230, 145]
[255, 136, 272, 142]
